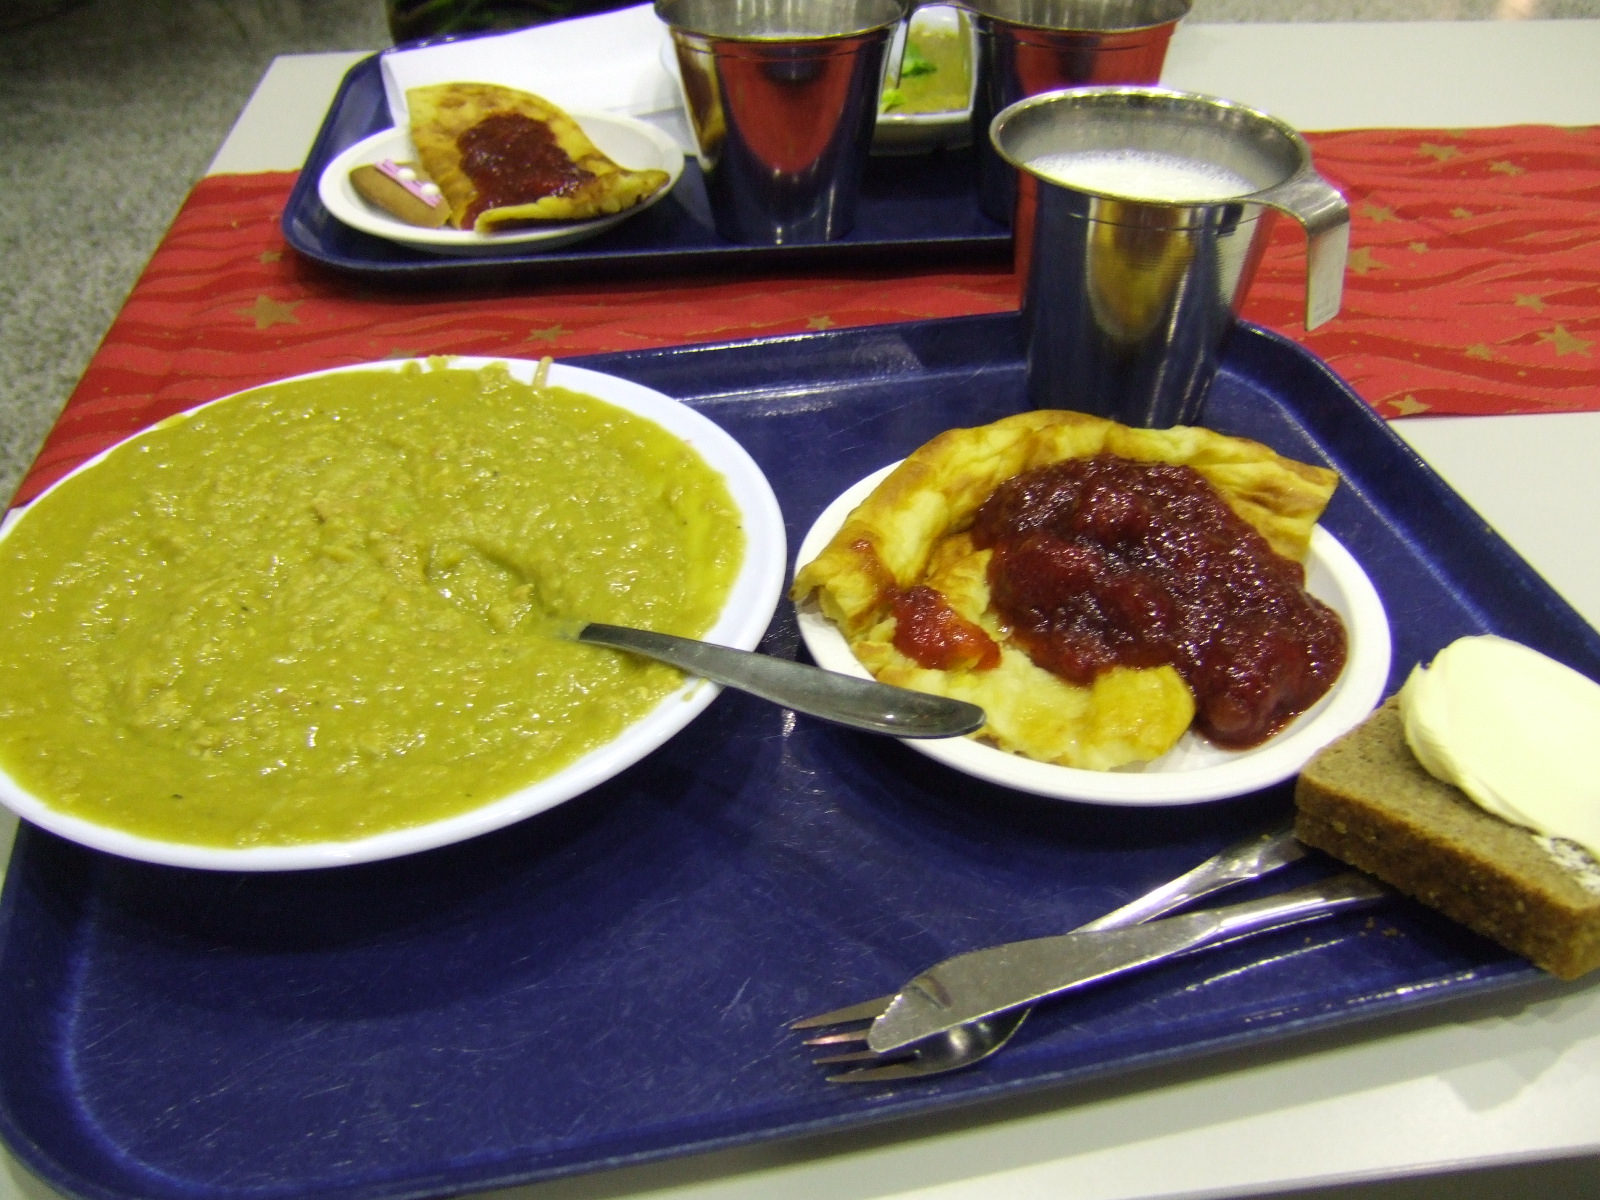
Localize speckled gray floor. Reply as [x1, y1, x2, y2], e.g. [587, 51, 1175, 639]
[0, 0, 388, 504]
[3, 0, 1600, 504]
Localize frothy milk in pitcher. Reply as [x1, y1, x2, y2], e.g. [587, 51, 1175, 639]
[1027, 148, 1257, 203]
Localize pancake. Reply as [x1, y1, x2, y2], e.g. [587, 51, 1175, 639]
[407, 83, 671, 232]
[791, 411, 1341, 770]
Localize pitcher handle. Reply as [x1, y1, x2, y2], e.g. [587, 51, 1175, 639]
[1255, 169, 1350, 331]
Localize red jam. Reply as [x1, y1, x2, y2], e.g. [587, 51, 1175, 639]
[457, 111, 592, 226]
[969, 455, 1346, 749]
[891, 585, 1001, 672]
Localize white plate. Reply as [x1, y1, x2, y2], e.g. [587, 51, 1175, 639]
[0, 357, 785, 870]
[871, 107, 973, 155]
[795, 464, 1392, 806]
[317, 118, 684, 256]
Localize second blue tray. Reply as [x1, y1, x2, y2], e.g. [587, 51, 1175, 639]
[283, 55, 1012, 286]
[3, 314, 1596, 1200]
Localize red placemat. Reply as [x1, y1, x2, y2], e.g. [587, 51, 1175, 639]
[14, 124, 1600, 507]
[1246, 125, 1600, 420]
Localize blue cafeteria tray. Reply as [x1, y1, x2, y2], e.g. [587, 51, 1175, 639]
[2, 314, 1597, 1200]
[281, 54, 1010, 285]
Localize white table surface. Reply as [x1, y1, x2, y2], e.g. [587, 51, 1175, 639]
[6, 19, 1600, 1200]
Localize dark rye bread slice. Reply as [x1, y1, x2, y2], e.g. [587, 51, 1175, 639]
[1294, 697, 1600, 979]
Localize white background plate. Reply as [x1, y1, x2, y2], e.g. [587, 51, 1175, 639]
[317, 117, 684, 256]
[796, 464, 1392, 806]
[871, 4, 976, 155]
[0, 357, 785, 870]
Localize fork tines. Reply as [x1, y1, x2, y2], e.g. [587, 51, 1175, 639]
[787, 994, 895, 1029]
[790, 995, 928, 1079]
[790, 1011, 870, 1068]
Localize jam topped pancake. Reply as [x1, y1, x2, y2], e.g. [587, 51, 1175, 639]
[407, 83, 671, 232]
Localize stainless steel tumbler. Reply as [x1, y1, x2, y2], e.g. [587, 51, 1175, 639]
[991, 86, 1350, 426]
[657, 0, 910, 244]
[966, 0, 1192, 224]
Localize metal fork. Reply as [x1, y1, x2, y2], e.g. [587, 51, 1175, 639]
[791, 821, 1306, 1082]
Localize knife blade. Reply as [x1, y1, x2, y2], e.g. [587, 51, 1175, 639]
[867, 871, 1388, 1054]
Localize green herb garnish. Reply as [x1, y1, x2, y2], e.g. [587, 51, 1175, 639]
[899, 41, 938, 79]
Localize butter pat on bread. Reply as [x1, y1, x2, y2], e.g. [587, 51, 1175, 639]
[1295, 637, 1600, 979]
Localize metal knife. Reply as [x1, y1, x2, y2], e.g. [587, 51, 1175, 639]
[867, 871, 1389, 1054]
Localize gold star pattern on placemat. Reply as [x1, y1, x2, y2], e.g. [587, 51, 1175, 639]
[1347, 247, 1388, 274]
[1539, 325, 1594, 357]
[1239, 125, 1600, 419]
[236, 294, 301, 329]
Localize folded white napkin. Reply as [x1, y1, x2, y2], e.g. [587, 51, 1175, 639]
[380, 3, 680, 126]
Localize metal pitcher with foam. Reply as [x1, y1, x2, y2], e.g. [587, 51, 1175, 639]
[991, 86, 1349, 427]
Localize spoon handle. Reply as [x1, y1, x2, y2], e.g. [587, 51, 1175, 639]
[1074, 821, 1305, 932]
[576, 623, 985, 739]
